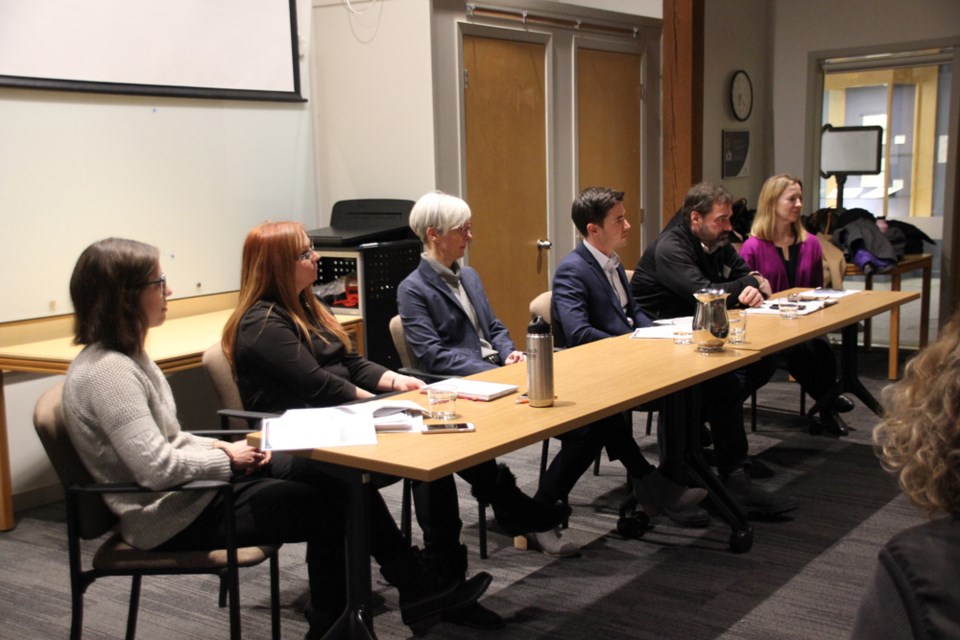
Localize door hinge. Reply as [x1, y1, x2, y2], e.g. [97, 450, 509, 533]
[463, 68, 469, 90]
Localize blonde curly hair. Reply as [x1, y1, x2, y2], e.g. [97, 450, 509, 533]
[874, 311, 960, 516]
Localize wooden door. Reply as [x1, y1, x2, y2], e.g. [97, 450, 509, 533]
[463, 34, 549, 345]
[577, 48, 643, 270]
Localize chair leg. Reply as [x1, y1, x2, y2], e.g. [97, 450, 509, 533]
[477, 501, 488, 559]
[799, 386, 806, 415]
[645, 411, 654, 436]
[270, 554, 282, 640]
[401, 479, 413, 544]
[539, 439, 550, 477]
[227, 565, 241, 640]
[218, 573, 228, 608]
[124, 575, 142, 640]
[538, 438, 569, 529]
[70, 581, 85, 640]
[592, 452, 601, 476]
[750, 391, 758, 432]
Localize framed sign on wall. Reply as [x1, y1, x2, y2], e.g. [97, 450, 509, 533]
[722, 130, 750, 179]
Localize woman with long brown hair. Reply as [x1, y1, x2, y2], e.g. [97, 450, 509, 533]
[223, 220, 563, 630]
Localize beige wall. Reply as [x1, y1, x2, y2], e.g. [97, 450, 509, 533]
[769, 0, 960, 179]
[310, 0, 438, 217]
[702, 0, 771, 206]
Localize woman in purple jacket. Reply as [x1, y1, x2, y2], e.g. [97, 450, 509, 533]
[740, 175, 851, 436]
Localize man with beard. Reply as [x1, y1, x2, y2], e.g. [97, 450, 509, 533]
[630, 183, 798, 518]
[631, 182, 771, 318]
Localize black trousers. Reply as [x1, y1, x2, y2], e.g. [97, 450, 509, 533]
[159, 452, 408, 614]
[699, 372, 750, 475]
[398, 461, 500, 557]
[780, 337, 838, 401]
[535, 412, 653, 504]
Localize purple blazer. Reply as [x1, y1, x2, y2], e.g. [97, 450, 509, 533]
[739, 234, 823, 293]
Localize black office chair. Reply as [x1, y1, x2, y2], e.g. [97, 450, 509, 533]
[388, 315, 491, 559]
[33, 382, 282, 640]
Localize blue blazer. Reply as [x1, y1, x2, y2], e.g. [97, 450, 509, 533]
[552, 242, 652, 348]
[397, 259, 517, 376]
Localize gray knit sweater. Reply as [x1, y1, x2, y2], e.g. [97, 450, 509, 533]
[62, 344, 233, 549]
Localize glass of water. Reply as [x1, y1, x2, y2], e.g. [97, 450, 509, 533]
[728, 309, 747, 344]
[779, 293, 801, 320]
[427, 384, 457, 420]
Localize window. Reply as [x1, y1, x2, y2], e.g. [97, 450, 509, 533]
[819, 49, 953, 224]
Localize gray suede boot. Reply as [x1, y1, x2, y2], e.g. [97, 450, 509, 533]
[632, 469, 710, 527]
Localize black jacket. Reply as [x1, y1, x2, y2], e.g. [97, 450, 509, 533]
[234, 300, 387, 413]
[630, 221, 760, 320]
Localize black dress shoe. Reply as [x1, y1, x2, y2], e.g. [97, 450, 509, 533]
[747, 457, 774, 479]
[442, 601, 505, 630]
[833, 395, 855, 413]
[810, 410, 849, 437]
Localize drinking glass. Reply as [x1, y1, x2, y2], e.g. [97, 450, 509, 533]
[729, 309, 747, 343]
[427, 384, 457, 420]
[779, 294, 800, 320]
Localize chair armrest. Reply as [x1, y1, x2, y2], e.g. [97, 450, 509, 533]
[192, 429, 260, 439]
[398, 367, 453, 383]
[69, 479, 232, 496]
[217, 408, 279, 430]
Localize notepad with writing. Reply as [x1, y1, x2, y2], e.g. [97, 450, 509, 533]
[422, 378, 519, 401]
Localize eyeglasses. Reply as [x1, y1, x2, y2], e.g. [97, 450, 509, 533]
[296, 248, 316, 261]
[142, 274, 167, 298]
[453, 223, 473, 236]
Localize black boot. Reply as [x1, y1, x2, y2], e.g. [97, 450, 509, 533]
[423, 544, 505, 630]
[473, 463, 570, 536]
[379, 546, 491, 632]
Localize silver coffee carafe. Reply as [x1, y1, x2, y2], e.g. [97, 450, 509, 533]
[691, 288, 730, 353]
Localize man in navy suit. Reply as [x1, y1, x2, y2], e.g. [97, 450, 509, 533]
[542, 187, 709, 536]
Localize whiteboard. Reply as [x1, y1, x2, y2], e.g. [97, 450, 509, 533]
[0, 88, 317, 323]
[820, 125, 883, 176]
[0, 0, 301, 101]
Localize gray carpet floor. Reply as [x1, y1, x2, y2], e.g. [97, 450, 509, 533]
[0, 348, 926, 640]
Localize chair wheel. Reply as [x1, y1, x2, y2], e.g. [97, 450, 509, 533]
[729, 527, 753, 553]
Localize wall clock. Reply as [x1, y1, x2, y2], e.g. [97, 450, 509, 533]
[730, 69, 753, 122]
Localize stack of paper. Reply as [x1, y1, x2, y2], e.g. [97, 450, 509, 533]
[260, 399, 430, 451]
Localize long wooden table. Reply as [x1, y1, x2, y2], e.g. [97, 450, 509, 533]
[251, 336, 763, 639]
[0, 293, 362, 532]
[736, 289, 919, 414]
[255, 288, 921, 639]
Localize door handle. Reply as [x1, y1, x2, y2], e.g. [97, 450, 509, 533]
[537, 239, 552, 250]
